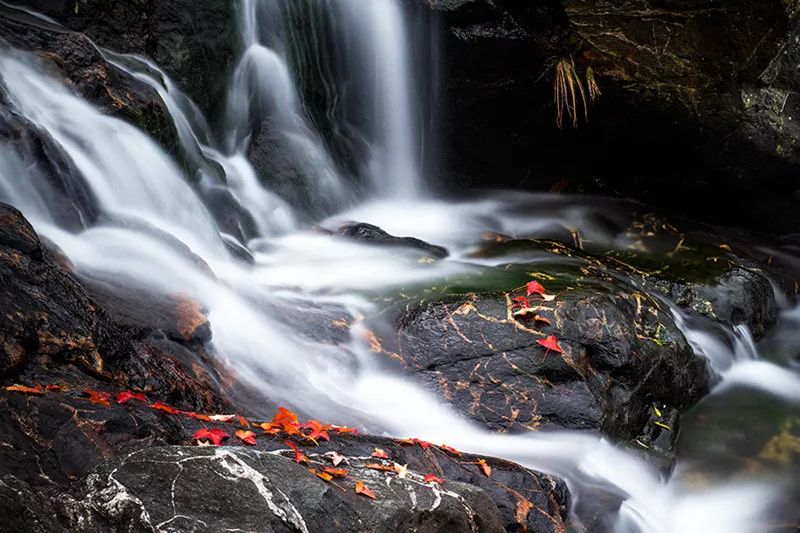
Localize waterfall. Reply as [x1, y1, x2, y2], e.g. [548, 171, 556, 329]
[0, 2, 794, 532]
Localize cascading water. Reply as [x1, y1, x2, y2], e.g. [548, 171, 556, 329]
[0, 1, 798, 532]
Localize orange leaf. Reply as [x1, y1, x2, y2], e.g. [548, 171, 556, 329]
[83, 388, 110, 407]
[184, 411, 212, 422]
[149, 402, 180, 415]
[116, 391, 146, 404]
[6, 384, 44, 395]
[477, 459, 492, 478]
[423, 473, 445, 484]
[354, 480, 376, 499]
[533, 315, 552, 325]
[437, 444, 462, 457]
[235, 430, 257, 445]
[331, 425, 359, 435]
[193, 428, 229, 446]
[536, 335, 563, 354]
[310, 468, 333, 482]
[322, 467, 347, 478]
[237, 415, 251, 428]
[45, 384, 68, 392]
[371, 448, 389, 459]
[303, 419, 331, 443]
[515, 496, 534, 531]
[284, 440, 309, 464]
[397, 438, 430, 449]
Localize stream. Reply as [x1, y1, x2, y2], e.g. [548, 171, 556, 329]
[0, 1, 798, 531]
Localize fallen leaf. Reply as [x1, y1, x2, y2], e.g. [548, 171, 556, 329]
[533, 315, 552, 325]
[284, 440, 309, 464]
[6, 384, 44, 395]
[515, 496, 534, 532]
[423, 473, 445, 484]
[354, 480, 377, 499]
[235, 430, 257, 445]
[511, 295, 530, 309]
[116, 391, 146, 404]
[328, 451, 349, 466]
[654, 421, 671, 430]
[84, 388, 110, 407]
[303, 419, 331, 443]
[45, 384, 68, 392]
[437, 444, 463, 457]
[193, 428, 229, 446]
[184, 412, 212, 422]
[526, 281, 547, 297]
[271, 407, 301, 436]
[310, 468, 333, 481]
[149, 402, 180, 415]
[209, 414, 237, 423]
[371, 448, 389, 459]
[394, 463, 409, 479]
[536, 335, 563, 354]
[477, 459, 492, 478]
[397, 438, 430, 449]
[322, 467, 347, 478]
[331, 425, 359, 436]
[237, 415, 251, 428]
[366, 463, 396, 472]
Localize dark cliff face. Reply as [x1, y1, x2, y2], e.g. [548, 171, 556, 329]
[421, 0, 800, 233]
[12, 0, 237, 118]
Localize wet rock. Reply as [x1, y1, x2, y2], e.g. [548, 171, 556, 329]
[61, 447, 505, 533]
[0, 6, 179, 154]
[375, 285, 709, 459]
[336, 222, 449, 259]
[0, 202, 226, 411]
[13, 0, 237, 116]
[418, 0, 800, 233]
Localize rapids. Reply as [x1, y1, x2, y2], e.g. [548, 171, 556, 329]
[0, 1, 798, 531]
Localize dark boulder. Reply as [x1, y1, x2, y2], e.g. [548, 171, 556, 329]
[0, 5, 179, 154]
[336, 222, 449, 259]
[12, 0, 237, 117]
[418, 0, 800, 233]
[383, 286, 709, 455]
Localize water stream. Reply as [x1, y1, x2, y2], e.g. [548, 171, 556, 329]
[0, 1, 798, 531]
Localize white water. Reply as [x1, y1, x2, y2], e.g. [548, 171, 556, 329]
[0, 2, 798, 531]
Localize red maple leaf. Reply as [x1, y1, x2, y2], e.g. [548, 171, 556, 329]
[302, 419, 331, 443]
[526, 281, 547, 296]
[116, 391, 146, 404]
[271, 407, 301, 436]
[83, 388, 110, 407]
[536, 335, 563, 354]
[235, 430, 257, 445]
[284, 440, 309, 464]
[511, 296, 530, 309]
[193, 428, 229, 446]
[354, 480, 377, 499]
[423, 473, 445, 484]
